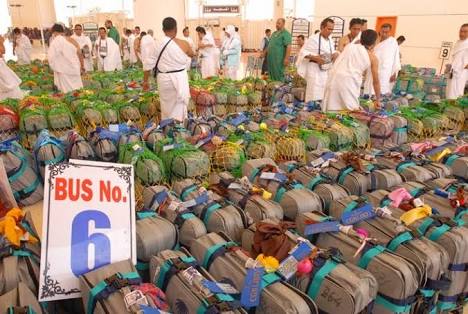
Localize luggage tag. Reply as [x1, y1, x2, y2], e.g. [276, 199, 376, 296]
[124, 290, 148, 310]
[412, 198, 424, 208]
[277, 239, 315, 280]
[229, 113, 248, 127]
[241, 260, 264, 308]
[195, 134, 214, 148]
[304, 221, 341, 236]
[181, 191, 209, 208]
[182, 267, 213, 297]
[202, 280, 239, 295]
[341, 204, 376, 225]
[259, 172, 287, 183]
[309, 152, 335, 168]
[162, 143, 182, 152]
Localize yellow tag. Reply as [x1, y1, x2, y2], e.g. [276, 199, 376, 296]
[262, 190, 272, 200]
[400, 205, 432, 226]
[259, 122, 268, 130]
[430, 148, 451, 162]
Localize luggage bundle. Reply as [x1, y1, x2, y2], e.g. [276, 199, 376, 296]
[0, 105, 19, 142]
[65, 130, 96, 161]
[96, 101, 119, 126]
[209, 171, 284, 223]
[33, 129, 66, 179]
[244, 132, 277, 160]
[241, 220, 378, 314]
[143, 185, 207, 247]
[350, 112, 395, 148]
[89, 127, 119, 162]
[274, 133, 306, 162]
[190, 232, 319, 313]
[0, 140, 43, 205]
[390, 115, 408, 145]
[210, 141, 246, 177]
[136, 93, 160, 125]
[47, 103, 76, 138]
[116, 102, 144, 130]
[119, 142, 166, 186]
[365, 188, 468, 312]
[190, 88, 216, 117]
[19, 105, 48, 150]
[173, 179, 249, 242]
[295, 210, 422, 314]
[80, 259, 170, 314]
[76, 101, 104, 137]
[442, 153, 468, 179]
[297, 128, 330, 151]
[375, 152, 438, 183]
[0, 283, 43, 314]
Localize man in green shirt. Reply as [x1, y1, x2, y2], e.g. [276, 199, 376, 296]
[105, 20, 120, 45]
[264, 18, 292, 82]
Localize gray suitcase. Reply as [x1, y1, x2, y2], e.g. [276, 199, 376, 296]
[190, 232, 319, 314]
[150, 248, 245, 314]
[241, 221, 378, 314]
[365, 189, 468, 312]
[0, 283, 43, 314]
[143, 185, 207, 247]
[296, 211, 421, 314]
[320, 160, 369, 196]
[368, 168, 403, 191]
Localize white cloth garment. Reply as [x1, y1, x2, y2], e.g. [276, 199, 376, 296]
[297, 33, 336, 101]
[122, 35, 130, 61]
[364, 37, 401, 95]
[156, 36, 190, 121]
[0, 58, 23, 100]
[222, 25, 242, 80]
[183, 36, 195, 70]
[140, 34, 158, 71]
[71, 33, 93, 72]
[446, 39, 468, 99]
[199, 32, 219, 78]
[15, 34, 32, 65]
[322, 44, 371, 112]
[48, 35, 83, 93]
[127, 34, 138, 64]
[95, 37, 123, 72]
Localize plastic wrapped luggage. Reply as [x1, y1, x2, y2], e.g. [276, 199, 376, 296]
[80, 259, 169, 314]
[350, 112, 395, 148]
[296, 211, 421, 314]
[0, 141, 43, 206]
[66, 131, 96, 161]
[190, 232, 319, 314]
[89, 128, 119, 162]
[0, 283, 43, 314]
[150, 249, 245, 314]
[391, 115, 408, 145]
[143, 185, 206, 247]
[241, 221, 378, 314]
[33, 129, 66, 179]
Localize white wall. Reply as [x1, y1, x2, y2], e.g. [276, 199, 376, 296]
[134, 0, 185, 40]
[7, 0, 56, 28]
[312, 0, 468, 71]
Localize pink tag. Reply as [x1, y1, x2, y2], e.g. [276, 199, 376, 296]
[388, 188, 413, 208]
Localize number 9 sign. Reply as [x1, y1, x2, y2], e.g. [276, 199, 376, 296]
[439, 42, 452, 60]
[39, 160, 135, 302]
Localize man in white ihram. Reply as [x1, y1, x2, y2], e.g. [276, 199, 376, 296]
[48, 23, 84, 93]
[95, 27, 122, 72]
[446, 23, 468, 99]
[297, 18, 340, 102]
[0, 35, 23, 100]
[322, 29, 382, 112]
[364, 23, 401, 96]
[141, 31, 158, 91]
[13, 28, 32, 65]
[71, 24, 93, 72]
[155, 17, 195, 121]
[127, 29, 138, 65]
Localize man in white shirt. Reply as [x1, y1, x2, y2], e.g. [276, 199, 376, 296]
[71, 24, 93, 72]
[0, 35, 23, 100]
[446, 23, 468, 99]
[364, 23, 401, 96]
[48, 24, 84, 93]
[297, 18, 340, 102]
[95, 27, 123, 72]
[127, 29, 138, 65]
[13, 28, 32, 65]
[155, 17, 195, 121]
[182, 27, 195, 70]
[141, 31, 158, 91]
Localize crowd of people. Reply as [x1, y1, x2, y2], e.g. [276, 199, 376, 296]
[0, 16, 467, 124]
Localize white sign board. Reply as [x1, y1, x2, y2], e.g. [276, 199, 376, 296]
[439, 41, 452, 60]
[39, 160, 136, 301]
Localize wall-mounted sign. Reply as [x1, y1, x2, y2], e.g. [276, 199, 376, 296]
[203, 5, 240, 14]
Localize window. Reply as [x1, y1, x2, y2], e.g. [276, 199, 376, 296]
[187, 0, 240, 20]
[245, 0, 274, 20]
[284, 0, 315, 20]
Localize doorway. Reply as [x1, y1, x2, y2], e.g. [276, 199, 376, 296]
[375, 16, 397, 36]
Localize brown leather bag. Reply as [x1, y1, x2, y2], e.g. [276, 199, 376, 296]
[252, 221, 295, 261]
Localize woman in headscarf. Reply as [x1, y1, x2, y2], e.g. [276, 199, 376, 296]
[221, 25, 242, 80]
[196, 26, 218, 78]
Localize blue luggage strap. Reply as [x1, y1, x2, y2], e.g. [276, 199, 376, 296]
[443, 154, 460, 166]
[437, 292, 468, 311]
[337, 166, 354, 185]
[180, 184, 198, 201]
[200, 202, 222, 224]
[202, 242, 237, 269]
[307, 176, 324, 190]
[396, 161, 416, 174]
[274, 183, 304, 203]
[7, 307, 36, 314]
[86, 271, 141, 314]
[386, 231, 415, 252]
[306, 255, 341, 299]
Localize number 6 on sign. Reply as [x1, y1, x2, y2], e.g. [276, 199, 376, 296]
[71, 210, 111, 276]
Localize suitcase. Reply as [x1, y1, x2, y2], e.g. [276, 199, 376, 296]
[241, 221, 378, 314]
[173, 179, 248, 242]
[0, 104, 19, 142]
[350, 112, 395, 148]
[80, 259, 169, 314]
[33, 129, 66, 179]
[143, 185, 207, 247]
[0, 283, 43, 314]
[320, 160, 369, 196]
[66, 131, 96, 161]
[190, 232, 319, 314]
[390, 115, 408, 145]
[365, 189, 468, 312]
[296, 211, 421, 314]
[443, 154, 468, 180]
[368, 168, 403, 191]
[376, 156, 436, 183]
[329, 196, 451, 312]
[150, 248, 245, 314]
